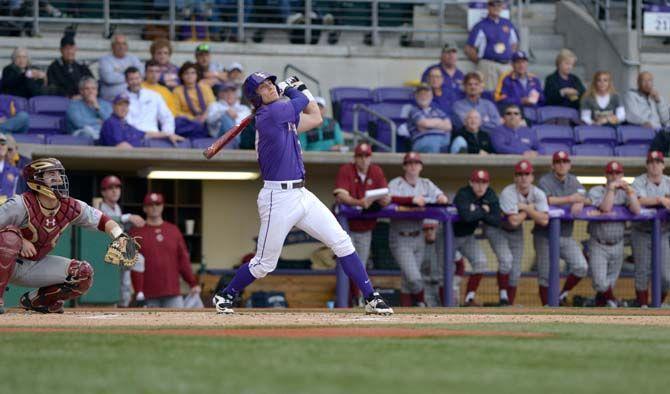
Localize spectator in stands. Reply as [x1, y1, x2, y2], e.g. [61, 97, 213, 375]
[464, 0, 519, 90]
[0, 93, 29, 134]
[426, 67, 453, 117]
[1, 47, 45, 98]
[0, 132, 19, 204]
[99, 34, 144, 101]
[490, 104, 538, 157]
[206, 81, 251, 142]
[450, 110, 494, 155]
[46, 35, 93, 98]
[624, 71, 669, 130]
[130, 192, 201, 308]
[407, 84, 452, 153]
[452, 72, 502, 130]
[142, 60, 179, 115]
[226, 62, 245, 85]
[421, 43, 465, 105]
[194, 43, 226, 86]
[494, 51, 544, 110]
[580, 71, 625, 126]
[544, 49, 585, 110]
[298, 96, 344, 151]
[125, 67, 176, 135]
[149, 38, 179, 89]
[66, 77, 113, 139]
[100, 93, 184, 148]
[3, 134, 29, 194]
[172, 61, 215, 139]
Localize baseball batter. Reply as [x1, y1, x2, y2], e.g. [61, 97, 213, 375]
[486, 160, 549, 305]
[631, 150, 670, 307]
[0, 158, 137, 314]
[212, 72, 393, 315]
[587, 161, 641, 307]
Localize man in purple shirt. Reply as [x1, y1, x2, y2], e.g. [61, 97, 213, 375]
[494, 51, 544, 110]
[464, 0, 519, 90]
[212, 72, 393, 316]
[421, 43, 465, 104]
[490, 104, 538, 157]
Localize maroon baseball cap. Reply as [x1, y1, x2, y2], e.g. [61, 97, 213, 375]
[647, 150, 665, 163]
[470, 169, 490, 182]
[514, 159, 533, 174]
[100, 175, 122, 190]
[403, 151, 423, 164]
[605, 161, 624, 174]
[552, 150, 570, 163]
[143, 192, 165, 206]
[354, 143, 372, 157]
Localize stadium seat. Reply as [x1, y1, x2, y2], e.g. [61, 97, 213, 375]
[533, 124, 574, 146]
[367, 102, 411, 151]
[537, 106, 580, 125]
[572, 143, 614, 156]
[538, 143, 572, 156]
[28, 114, 64, 134]
[191, 138, 217, 149]
[371, 87, 414, 103]
[574, 125, 617, 145]
[28, 95, 70, 116]
[11, 133, 45, 145]
[617, 125, 656, 145]
[523, 106, 538, 123]
[145, 138, 192, 149]
[1, 94, 28, 113]
[330, 87, 372, 132]
[46, 135, 94, 146]
[615, 144, 649, 157]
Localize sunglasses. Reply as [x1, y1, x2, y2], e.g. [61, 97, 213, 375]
[505, 111, 520, 116]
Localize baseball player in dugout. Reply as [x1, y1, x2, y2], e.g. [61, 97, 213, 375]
[98, 175, 146, 307]
[0, 158, 139, 314]
[333, 142, 390, 305]
[389, 152, 448, 307]
[587, 161, 641, 307]
[212, 72, 393, 315]
[487, 160, 548, 306]
[453, 169, 501, 306]
[631, 151, 670, 307]
[535, 150, 588, 306]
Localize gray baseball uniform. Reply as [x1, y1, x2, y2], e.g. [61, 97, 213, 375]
[631, 174, 670, 292]
[587, 186, 634, 292]
[534, 173, 588, 287]
[388, 176, 444, 293]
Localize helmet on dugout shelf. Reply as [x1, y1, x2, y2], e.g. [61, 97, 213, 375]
[23, 158, 70, 200]
[243, 71, 277, 108]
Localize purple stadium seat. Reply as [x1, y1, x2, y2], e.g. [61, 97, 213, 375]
[537, 106, 580, 125]
[523, 106, 538, 123]
[572, 143, 614, 157]
[28, 114, 64, 134]
[46, 135, 94, 146]
[533, 125, 574, 146]
[29, 95, 70, 116]
[368, 102, 411, 150]
[481, 90, 495, 102]
[330, 87, 371, 103]
[538, 143, 572, 156]
[574, 125, 617, 145]
[0, 94, 28, 113]
[10, 133, 45, 145]
[372, 87, 414, 103]
[617, 125, 656, 144]
[145, 138, 192, 149]
[615, 144, 649, 157]
[331, 87, 373, 132]
[191, 138, 217, 149]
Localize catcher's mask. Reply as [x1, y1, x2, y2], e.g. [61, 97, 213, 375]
[23, 158, 70, 200]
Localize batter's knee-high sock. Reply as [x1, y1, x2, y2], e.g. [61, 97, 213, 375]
[561, 274, 582, 298]
[539, 286, 549, 306]
[223, 263, 256, 296]
[455, 258, 465, 276]
[507, 286, 517, 305]
[412, 289, 425, 306]
[465, 273, 483, 301]
[338, 252, 374, 298]
[497, 272, 510, 301]
[400, 293, 413, 307]
[636, 290, 649, 306]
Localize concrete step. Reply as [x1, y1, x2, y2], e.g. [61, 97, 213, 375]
[529, 33, 565, 50]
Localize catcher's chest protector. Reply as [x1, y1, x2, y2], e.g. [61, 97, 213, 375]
[20, 193, 82, 261]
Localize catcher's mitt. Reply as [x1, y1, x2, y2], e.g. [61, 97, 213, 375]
[104, 233, 140, 268]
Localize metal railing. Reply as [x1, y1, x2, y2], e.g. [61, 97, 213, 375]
[351, 103, 396, 153]
[282, 64, 322, 98]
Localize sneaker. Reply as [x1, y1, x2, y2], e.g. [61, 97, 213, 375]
[19, 292, 64, 314]
[213, 291, 235, 314]
[559, 296, 570, 307]
[606, 300, 618, 308]
[499, 298, 510, 307]
[365, 292, 393, 315]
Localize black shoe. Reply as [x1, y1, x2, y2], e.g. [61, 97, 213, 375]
[365, 292, 393, 315]
[327, 31, 339, 45]
[213, 291, 235, 314]
[499, 298, 510, 307]
[363, 32, 373, 46]
[252, 30, 265, 43]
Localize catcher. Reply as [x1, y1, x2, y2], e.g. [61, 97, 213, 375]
[0, 158, 138, 314]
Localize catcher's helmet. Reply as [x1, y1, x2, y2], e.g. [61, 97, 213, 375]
[243, 71, 277, 108]
[23, 158, 70, 200]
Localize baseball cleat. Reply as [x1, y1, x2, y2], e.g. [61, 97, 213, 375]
[19, 293, 64, 314]
[463, 299, 481, 307]
[365, 292, 393, 315]
[499, 298, 510, 307]
[213, 292, 235, 314]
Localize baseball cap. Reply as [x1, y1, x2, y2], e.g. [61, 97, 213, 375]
[442, 42, 458, 53]
[512, 51, 529, 62]
[113, 93, 130, 105]
[552, 150, 570, 163]
[415, 83, 431, 93]
[403, 151, 423, 164]
[470, 169, 490, 183]
[60, 34, 75, 48]
[354, 142, 372, 157]
[143, 192, 165, 206]
[195, 43, 210, 53]
[315, 96, 326, 107]
[100, 175, 122, 190]
[226, 62, 244, 72]
[514, 159, 533, 174]
[488, 0, 505, 5]
[647, 150, 665, 163]
[605, 161, 624, 174]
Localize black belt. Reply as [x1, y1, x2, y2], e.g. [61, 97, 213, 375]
[281, 180, 305, 190]
[398, 231, 421, 237]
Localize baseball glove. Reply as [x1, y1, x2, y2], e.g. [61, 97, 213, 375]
[104, 233, 140, 268]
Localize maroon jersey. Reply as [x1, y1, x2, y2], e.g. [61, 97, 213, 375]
[334, 163, 388, 232]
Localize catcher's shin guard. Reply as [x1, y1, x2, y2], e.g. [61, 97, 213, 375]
[0, 226, 23, 314]
[20, 260, 93, 313]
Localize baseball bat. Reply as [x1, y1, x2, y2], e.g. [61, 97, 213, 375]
[202, 113, 254, 159]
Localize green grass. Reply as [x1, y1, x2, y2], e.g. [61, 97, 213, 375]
[1, 324, 669, 394]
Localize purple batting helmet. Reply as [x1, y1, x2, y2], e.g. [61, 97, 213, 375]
[243, 71, 277, 108]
